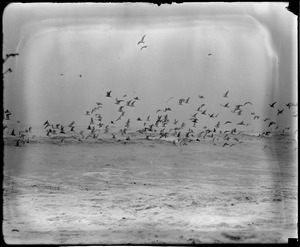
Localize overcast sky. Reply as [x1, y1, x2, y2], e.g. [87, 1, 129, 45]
[3, 3, 297, 132]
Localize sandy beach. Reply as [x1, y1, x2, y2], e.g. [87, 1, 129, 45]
[3, 135, 298, 244]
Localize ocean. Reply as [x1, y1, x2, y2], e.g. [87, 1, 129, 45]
[2, 122, 298, 244]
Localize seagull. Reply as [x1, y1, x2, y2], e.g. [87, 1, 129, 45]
[254, 115, 259, 120]
[277, 109, 284, 116]
[3, 53, 19, 63]
[198, 95, 204, 99]
[166, 97, 174, 103]
[43, 120, 50, 127]
[140, 46, 147, 51]
[236, 110, 242, 116]
[263, 118, 270, 122]
[201, 109, 207, 115]
[224, 121, 232, 124]
[11, 129, 15, 136]
[118, 106, 125, 112]
[106, 91, 112, 97]
[134, 96, 140, 100]
[223, 91, 229, 98]
[243, 102, 252, 106]
[220, 102, 229, 108]
[196, 104, 205, 111]
[237, 121, 245, 125]
[137, 34, 146, 45]
[269, 102, 277, 108]
[268, 121, 276, 127]
[185, 97, 190, 104]
[286, 102, 296, 109]
[178, 98, 185, 105]
[15, 139, 21, 147]
[115, 98, 124, 105]
[4, 110, 12, 120]
[68, 121, 75, 127]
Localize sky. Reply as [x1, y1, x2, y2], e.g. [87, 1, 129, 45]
[2, 3, 297, 132]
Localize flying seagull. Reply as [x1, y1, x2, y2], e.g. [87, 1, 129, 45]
[140, 45, 147, 51]
[137, 35, 146, 45]
[106, 91, 112, 97]
[223, 91, 229, 98]
[269, 102, 277, 108]
[3, 53, 19, 63]
[3, 68, 12, 75]
[277, 109, 284, 116]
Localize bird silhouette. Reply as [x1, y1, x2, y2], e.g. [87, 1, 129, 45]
[115, 98, 124, 105]
[220, 102, 229, 108]
[140, 46, 147, 51]
[268, 121, 276, 127]
[178, 98, 185, 105]
[137, 35, 146, 45]
[201, 110, 207, 115]
[15, 139, 21, 147]
[4, 109, 12, 120]
[277, 109, 284, 116]
[3, 53, 19, 63]
[3, 68, 12, 75]
[223, 91, 229, 98]
[269, 102, 277, 108]
[106, 91, 112, 97]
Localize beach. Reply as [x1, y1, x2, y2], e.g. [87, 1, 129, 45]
[3, 133, 298, 244]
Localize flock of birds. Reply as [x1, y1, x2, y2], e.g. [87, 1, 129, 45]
[2, 36, 298, 148]
[3, 88, 298, 148]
